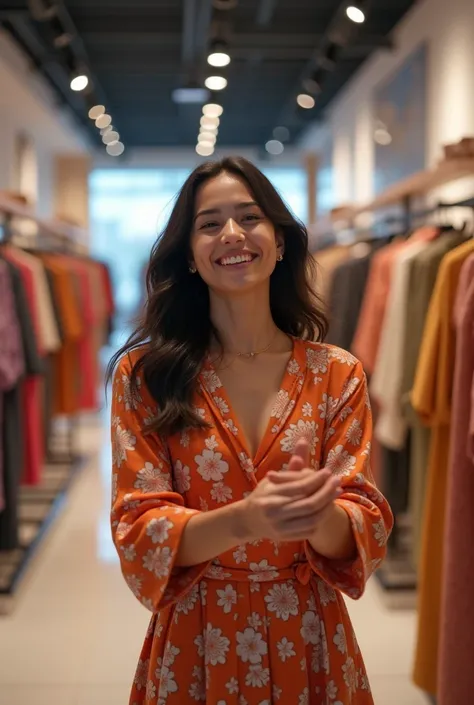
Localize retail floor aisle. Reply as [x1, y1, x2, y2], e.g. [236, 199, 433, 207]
[0, 420, 429, 705]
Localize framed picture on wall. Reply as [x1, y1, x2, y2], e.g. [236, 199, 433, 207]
[373, 43, 428, 194]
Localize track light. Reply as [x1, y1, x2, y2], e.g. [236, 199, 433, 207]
[265, 140, 284, 156]
[297, 93, 315, 110]
[70, 72, 89, 92]
[88, 105, 105, 120]
[95, 113, 112, 129]
[346, 4, 366, 23]
[208, 40, 231, 68]
[106, 142, 125, 157]
[204, 75, 227, 91]
[319, 43, 339, 71]
[203, 103, 223, 117]
[196, 143, 215, 157]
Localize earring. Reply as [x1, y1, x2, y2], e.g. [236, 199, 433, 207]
[189, 264, 197, 274]
[277, 253, 284, 262]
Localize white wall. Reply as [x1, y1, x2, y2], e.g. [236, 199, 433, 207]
[0, 28, 90, 217]
[301, 0, 474, 208]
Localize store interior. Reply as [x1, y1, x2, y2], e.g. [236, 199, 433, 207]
[1, 0, 473, 703]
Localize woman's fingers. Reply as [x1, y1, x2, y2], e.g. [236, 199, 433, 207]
[292, 438, 311, 468]
[268, 469, 331, 498]
[276, 477, 341, 521]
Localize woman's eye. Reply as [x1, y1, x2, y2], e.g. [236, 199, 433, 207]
[200, 221, 219, 230]
[243, 214, 260, 222]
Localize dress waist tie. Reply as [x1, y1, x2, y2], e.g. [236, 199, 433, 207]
[203, 562, 313, 586]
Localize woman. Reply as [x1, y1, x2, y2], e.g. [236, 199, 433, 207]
[109, 157, 393, 705]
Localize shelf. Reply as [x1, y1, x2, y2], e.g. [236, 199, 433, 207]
[356, 158, 474, 215]
[0, 192, 87, 244]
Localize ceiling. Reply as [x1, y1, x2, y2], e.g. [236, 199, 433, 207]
[0, 0, 418, 149]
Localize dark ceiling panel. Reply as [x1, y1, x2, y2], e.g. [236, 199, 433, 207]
[0, 0, 418, 148]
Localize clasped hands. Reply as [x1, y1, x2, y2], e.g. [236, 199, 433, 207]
[242, 439, 342, 544]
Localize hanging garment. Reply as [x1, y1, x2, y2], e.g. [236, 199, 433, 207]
[312, 245, 350, 305]
[0, 256, 42, 548]
[400, 232, 467, 567]
[411, 238, 474, 696]
[437, 253, 474, 705]
[351, 240, 406, 375]
[326, 241, 383, 351]
[371, 239, 429, 450]
[2, 246, 44, 486]
[0, 261, 25, 512]
[111, 340, 393, 705]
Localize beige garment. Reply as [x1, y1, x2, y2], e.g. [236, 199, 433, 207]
[371, 240, 427, 450]
[8, 248, 61, 354]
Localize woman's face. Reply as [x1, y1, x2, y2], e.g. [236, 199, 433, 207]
[190, 172, 283, 295]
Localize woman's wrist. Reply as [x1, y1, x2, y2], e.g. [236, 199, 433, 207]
[230, 498, 255, 543]
[308, 502, 357, 561]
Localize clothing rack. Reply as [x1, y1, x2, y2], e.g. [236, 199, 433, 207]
[0, 197, 89, 613]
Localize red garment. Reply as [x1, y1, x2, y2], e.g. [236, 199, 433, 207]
[2, 247, 44, 485]
[438, 254, 474, 705]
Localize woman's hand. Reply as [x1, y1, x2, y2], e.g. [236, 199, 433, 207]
[241, 440, 341, 543]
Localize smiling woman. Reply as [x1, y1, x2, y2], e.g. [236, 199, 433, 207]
[106, 157, 393, 705]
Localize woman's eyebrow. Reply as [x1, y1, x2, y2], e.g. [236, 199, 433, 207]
[194, 201, 259, 222]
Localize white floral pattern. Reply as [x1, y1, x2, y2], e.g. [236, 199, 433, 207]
[111, 340, 393, 705]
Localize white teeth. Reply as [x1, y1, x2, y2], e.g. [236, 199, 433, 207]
[219, 254, 254, 266]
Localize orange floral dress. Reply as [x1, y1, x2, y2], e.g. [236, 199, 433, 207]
[111, 339, 393, 705]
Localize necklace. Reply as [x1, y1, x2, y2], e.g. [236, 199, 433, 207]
[234, 331, 279, 359]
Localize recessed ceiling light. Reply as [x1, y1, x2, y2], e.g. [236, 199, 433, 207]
[88, 105, 105, 120]
[200, 116, 220, 130]
[297, 93, 315, 109]
[198, 131, 217, 145]
[346, 5, 365, 23]
[70, 73, 89, 92]
[106, 141, 125, 157]
[265, 140, 284, 156]
[208, 51, 231, 68]
[203, 103, 223, 117]
[103, 130, 119, 145]
[196, 143, 215, 157]
[96, 114, 112, 129]
[374, 128, 393, 146]
[204, 75, 228, 91]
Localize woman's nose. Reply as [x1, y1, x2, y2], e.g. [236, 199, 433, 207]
[222, 218, 244, 242]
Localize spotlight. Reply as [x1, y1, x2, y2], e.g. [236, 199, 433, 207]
[200, 116, 220, 130]
[204, 75, 228, 91]
[196, 143, 215, 157]
[70, 72, 89, 92]
[103, 131, 119, 145]
[297, 93, 315, 109]
[95, 113, 112, 129]
[203, 103, 223, 117]
[346, 4, 366, 23]
[208, 41, 231, 68]
[106, 142, 125, 157]
[374, 128, 392, 146]
[265, 140, 284, 156]
[198, 131, 217, 145]
[88, 105, 105, 120]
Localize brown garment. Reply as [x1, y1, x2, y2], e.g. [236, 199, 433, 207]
[411, 239, 474, 696]
[438, 254, 474, 705]
[311, 245, 350, 306]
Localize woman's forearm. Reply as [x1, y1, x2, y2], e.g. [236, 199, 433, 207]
[308, 503, 357, 561]
[175, 499, 251, 567]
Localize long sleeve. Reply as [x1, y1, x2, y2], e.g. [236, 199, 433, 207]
[111, 354, 210, 612]
[305, 359, 394, 599]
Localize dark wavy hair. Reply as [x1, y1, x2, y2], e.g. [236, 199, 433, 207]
[107, 156, 328, 437]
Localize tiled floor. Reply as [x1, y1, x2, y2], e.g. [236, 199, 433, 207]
[0, 419, 430, 705]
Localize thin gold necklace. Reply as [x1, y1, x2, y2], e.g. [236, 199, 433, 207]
[234, 330, 280, 359]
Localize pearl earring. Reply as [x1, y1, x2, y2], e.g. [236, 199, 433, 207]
[189, 264, 197, 274]
[277, 253, 284, 262]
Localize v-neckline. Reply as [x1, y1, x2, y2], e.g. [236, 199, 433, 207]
[199, 338, 306, 478]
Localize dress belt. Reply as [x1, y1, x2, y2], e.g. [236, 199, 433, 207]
[203, 562, 313, 586]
